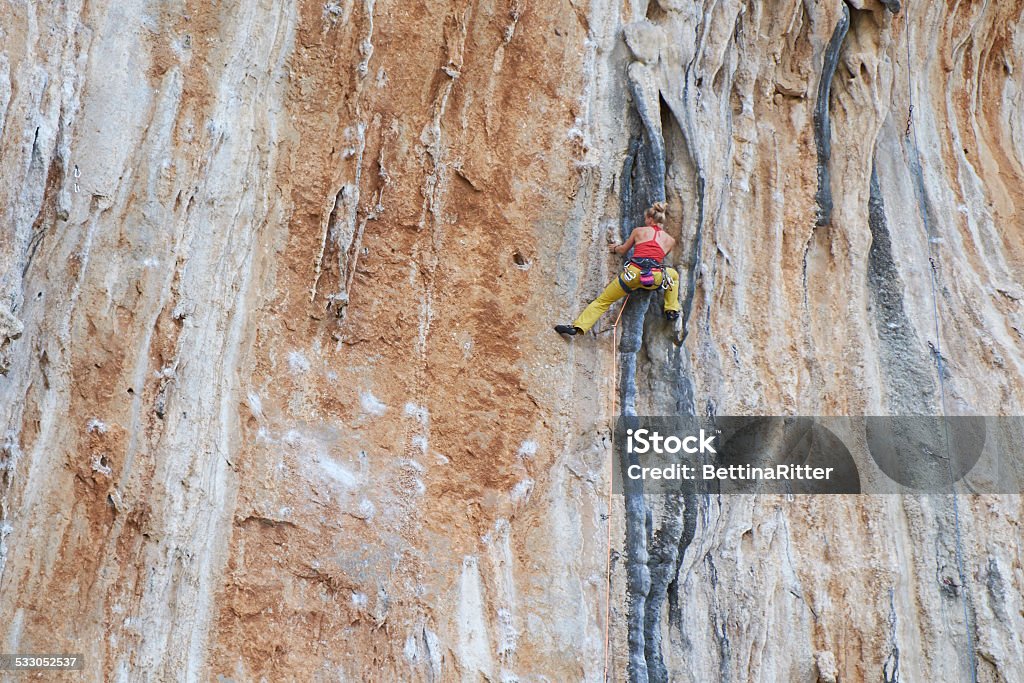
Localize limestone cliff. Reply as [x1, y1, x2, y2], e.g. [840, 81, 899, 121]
[2, 0, 1023, 681]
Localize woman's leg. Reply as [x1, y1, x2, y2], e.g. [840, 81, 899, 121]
[663, 267, 681, 314]
[572, 276, 630, 333]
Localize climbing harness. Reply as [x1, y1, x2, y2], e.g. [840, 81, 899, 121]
[903, 11, 979, 682]
[619, 258, 673, 292]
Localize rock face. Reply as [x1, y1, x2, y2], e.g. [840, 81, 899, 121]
[2, 0, 1023, 681]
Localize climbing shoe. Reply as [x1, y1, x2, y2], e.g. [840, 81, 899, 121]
[554, 324, 581, 336]
[664, 310, 679, 322]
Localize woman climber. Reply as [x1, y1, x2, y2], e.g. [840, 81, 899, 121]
[555, 201, 681, 337]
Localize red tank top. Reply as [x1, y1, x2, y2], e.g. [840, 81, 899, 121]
[631, 225, 666, 261]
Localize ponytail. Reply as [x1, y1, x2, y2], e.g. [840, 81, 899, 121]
[645, 201, 667, 225]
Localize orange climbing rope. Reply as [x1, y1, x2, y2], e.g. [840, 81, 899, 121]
[603, 293, 629, 682]
[608, 295, 629, 417]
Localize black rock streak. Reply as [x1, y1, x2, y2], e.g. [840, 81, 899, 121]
[814, 4, 851, 226]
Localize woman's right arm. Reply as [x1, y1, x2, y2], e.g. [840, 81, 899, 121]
[611, 228, 639, 255]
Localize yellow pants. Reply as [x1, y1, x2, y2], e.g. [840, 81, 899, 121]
[572, 264, 681, 333]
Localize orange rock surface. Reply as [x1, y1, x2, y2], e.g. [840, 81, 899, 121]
[1, 1, 1023, 681]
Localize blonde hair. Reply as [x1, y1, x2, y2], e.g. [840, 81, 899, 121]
[645, 201, 667, 225]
